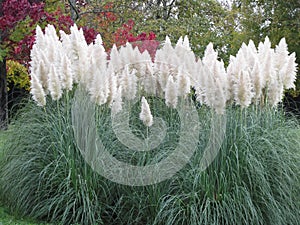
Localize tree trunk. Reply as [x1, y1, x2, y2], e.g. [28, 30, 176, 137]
[0, 0, 8, 130]
[0, 60, 7, 130]
[69, 0, 79, 21]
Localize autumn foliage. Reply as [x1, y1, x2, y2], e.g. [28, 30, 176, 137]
[0, 0, 97, 66]
[0, 0, 158, 92]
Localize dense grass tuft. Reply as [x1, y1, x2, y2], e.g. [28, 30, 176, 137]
[153, 107, 300, 225]
[0, 94, 299, 224]
[0, 96, 113, 225]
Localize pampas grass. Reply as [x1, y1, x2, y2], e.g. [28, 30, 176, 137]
[0, 24, 299, 225]
[0, 98, 299, 224]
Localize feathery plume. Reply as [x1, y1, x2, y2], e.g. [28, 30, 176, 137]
[89, 68, 110, 105]
[48, 65, 62, 100]
[107, 71, 118, 106]
[61, 55, 74, 91]
[234, 70, 253, 108]
[177, 66, 191, 97]
[111, 86, 123, 116]
[202, 65, 226, 113]
[30, 73, 46, 106]
[121, 66, 138, 100]
[280, 52, 297, 89]
[275, 37, 289, 70]
[213, 77, 227, 114]
[251, 59, 263, 103]
[139, 97, 153, 127]
[165, 75, 178, 108]
[203, 43, 218, 66]
[267, 72, 284, 107]
[34, 25, 46, 49]
[110, 45, 122, 72]
[142, 63, 157, 95]
[193, 61, 206, 104]
[35, 59, 49, 92]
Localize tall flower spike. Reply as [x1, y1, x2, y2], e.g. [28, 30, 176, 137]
[160, 36, 175, 65]
[89, 35, 107, 88]
[213, 77, 227, 114]
[280, 52, 297, 89]
[275, 37, 289, 70]
[194, 61, 206, 104]
[45, 24, 59, 42]
[48, 65, 62, 101]
[30, 73, 46, 106]
[61, 55, 73, 91]
[165, 75, 178, 108]
[68, 25, 89, 84]
[77, 40, 90, 86]
[119, 42, 136, 67]
[246, 41, 257, 69]
[175, 36, 183, 52]
[143, 63, 157, 95]
[248, 40, 257, 54]
[158, 63, 170, 92]
[110, 44, 122, 72]
[121, 66, 138, 100]
[262, 48, 275, 85]
[30, 26, 47, 76]
[183, 36, 191, 51]
[33, 25, 47, 54]
[29, 47, 39, 75]
[164, 36, 172, 48]
[36, 59, 49, 90]
[177, 66, 191, 97]
[203, 65, 218, 110]
[216, 59, 229, 101]
[267, 73, 284, 107]
[95, 33, 103, 45]
[111, 86, 123, 116]
[139, 97, 153, 127]
[234, 70, 253, 108]
[251, 59, 263, 103]
[203, 43, 218, 66]
[107, 71, 118, 106]
[89, 68, 110, 105]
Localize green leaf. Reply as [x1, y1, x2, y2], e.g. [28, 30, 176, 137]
[0, 47, 8, 61]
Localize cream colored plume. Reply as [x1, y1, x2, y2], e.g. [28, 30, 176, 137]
[29, 24, 298, 113]
[139, 97, 153, 127]
[30, 73, 46, 106]
[165, 75, 178, 108]
[48, 65, 62, 101]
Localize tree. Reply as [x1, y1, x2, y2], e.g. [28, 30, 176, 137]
[76, 0, 234, 59]
[230, 0, 300, 95]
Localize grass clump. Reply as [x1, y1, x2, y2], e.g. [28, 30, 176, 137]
[0, 204, 50, 225]
[0, 96, 113, 225]
[0, 94, 299, 224]
[153, 107, 300, 225]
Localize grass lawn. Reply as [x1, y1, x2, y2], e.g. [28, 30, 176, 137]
[0, 205, 44, 225]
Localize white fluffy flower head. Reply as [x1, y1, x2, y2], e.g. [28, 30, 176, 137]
[139, 97, 153, 127]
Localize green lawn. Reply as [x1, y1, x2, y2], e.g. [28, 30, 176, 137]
[0, 205, 43, 225]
